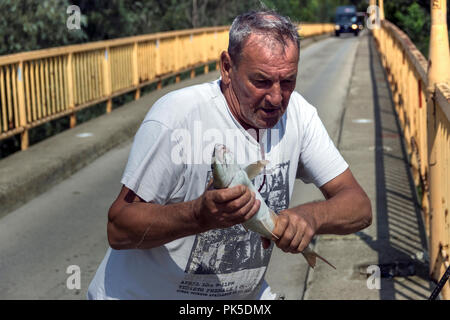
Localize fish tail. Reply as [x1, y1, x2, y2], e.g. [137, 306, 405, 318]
[302, 247, 336, 270]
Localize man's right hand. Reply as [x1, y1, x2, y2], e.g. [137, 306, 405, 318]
[192, 185, 261, 231]
[108, 185, 261, 250]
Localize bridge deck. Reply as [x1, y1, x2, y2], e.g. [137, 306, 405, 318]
[0, 32, 434, 299]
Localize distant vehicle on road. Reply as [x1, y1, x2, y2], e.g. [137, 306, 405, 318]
[335, 5, 359, 37]
[356, 12, 366, 31]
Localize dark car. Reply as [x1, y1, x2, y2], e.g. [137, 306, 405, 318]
[335, 6, 359, 37]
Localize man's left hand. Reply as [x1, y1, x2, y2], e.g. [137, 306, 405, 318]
[261, 208, 318, 253]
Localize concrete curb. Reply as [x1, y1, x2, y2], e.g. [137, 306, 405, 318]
[0, 34, 332, 219]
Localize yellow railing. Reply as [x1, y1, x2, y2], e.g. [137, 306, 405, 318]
[374, 20, 450, 299]
[0, 23, 333, 151]
[299, 22, 335, 36]
[0, 26, 229, 149]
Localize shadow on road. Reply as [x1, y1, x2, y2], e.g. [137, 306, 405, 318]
[357, 34, 433, 300]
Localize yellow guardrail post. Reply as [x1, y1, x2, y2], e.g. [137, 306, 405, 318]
[189, 33, 196, 79]
[377, 0, 386, 69]
[175, 36, 181, 83]
[378, 0, 385, 20]
[17, 61, 28, 150]
[428, 0, 450, 86]
[156, 38, 162, 90]
[428, 0, 450, 296]
[369, 0, 378, 39]
[132, 42, 140, 99]
[67, 53, 76, 128]
[203, 31, 209, 74]
[103, 47, 112, 113]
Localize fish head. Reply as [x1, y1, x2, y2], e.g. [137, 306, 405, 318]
[211, 144, 239, 188]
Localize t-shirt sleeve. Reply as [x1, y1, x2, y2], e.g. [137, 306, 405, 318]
[120, 120, 186, 204]
[297, 107, 348, 188]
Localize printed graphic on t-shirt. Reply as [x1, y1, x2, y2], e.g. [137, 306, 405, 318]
[178, 161, 290, 297]
[254, 161, 290, 213]
[185, 225, 270, 274]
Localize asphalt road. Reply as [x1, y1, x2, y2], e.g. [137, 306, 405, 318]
[0, 32, 361, 299]
[265, 32, 360, 299]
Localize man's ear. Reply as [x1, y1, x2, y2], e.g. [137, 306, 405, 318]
[220, 51, 233, 85]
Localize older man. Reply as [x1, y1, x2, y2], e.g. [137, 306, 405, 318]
[88, 10, 371, 300]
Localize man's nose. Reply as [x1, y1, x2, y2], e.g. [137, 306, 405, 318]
[265, 82, 282, 107]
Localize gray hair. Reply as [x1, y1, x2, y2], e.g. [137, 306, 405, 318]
[228, 10, 300, 65]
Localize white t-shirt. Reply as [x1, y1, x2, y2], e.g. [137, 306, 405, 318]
[87, 79, 348, 300]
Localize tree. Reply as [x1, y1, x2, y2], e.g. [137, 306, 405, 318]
[384, 0, 432, 58]
[0, 0, 87, 55]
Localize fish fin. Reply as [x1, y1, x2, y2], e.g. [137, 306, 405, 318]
[302, 247, 336, 270]
[302, 251, 317, 268]
[242, 224, 249, 232]
[244, 160, 270, 180]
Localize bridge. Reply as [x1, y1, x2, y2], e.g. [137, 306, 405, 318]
[0, 1, 449, 300]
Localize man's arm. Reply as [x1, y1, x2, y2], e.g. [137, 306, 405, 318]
[264, 168, 372, 253]
[107, 184, 261, 250]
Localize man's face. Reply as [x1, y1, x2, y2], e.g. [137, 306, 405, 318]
[224, 34, 299, 130]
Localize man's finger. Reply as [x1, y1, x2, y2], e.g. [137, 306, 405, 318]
[288, 228, 304, 254]
[221, 189, 253, 213]
[232, 191, 256, 216]
[276, 223, 296, 251]
[243, 197, 260, 221]
[272, 213, 289, 241]
[212, 185, 247, 203]
[297, 229, 313, 253]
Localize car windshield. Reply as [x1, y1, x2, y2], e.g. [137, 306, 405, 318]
[337, 14, 356, 24]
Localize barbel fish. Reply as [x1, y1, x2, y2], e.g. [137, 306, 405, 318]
[210, 144, 336, 269]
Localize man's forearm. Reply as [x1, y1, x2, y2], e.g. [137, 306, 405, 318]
[291, 186, 372, 235]
[107, 184, 259, 250]
[107, 200, 206, 250]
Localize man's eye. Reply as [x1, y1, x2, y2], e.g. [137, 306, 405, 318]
[281, 80, 295, 88]
[253, 79, 270, 86]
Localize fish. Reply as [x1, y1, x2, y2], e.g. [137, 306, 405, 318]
[210, 144, 336, 270]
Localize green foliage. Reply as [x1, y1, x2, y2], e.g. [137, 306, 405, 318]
[394, 2, 430, 57]
[261, 0, 358, 23]
[384, 0, 449, 59]
[0, 0, 87, 55]
[71, 0, 265, 41]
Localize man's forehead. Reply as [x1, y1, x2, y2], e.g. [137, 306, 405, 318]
[239, 33, 299, 71]
[242, 33, 297, 56]
[250, 69, 297, 79]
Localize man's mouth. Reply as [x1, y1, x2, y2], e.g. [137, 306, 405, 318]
[260, 107, 280, 117]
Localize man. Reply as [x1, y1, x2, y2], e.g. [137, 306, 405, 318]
[87, 10, 371, 300]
